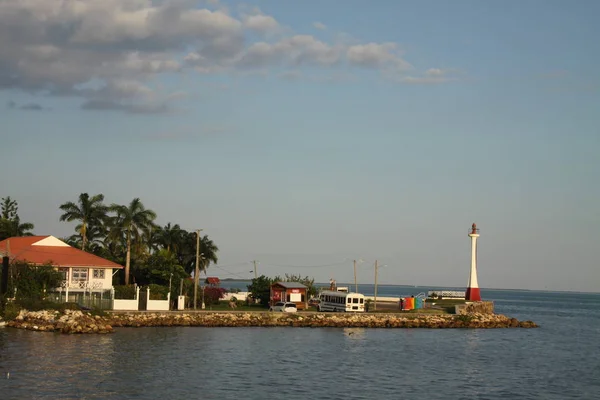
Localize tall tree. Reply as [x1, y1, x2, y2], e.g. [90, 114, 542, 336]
[0, 197, 34, 240]
[109, 198, 157, 285]
[59, 193, 107, 251]
[199, 234, 219, 276]
[1, 197, 18, 220]
[158, 223, 183, 254]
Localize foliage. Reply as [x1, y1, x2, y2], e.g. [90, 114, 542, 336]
[145, 284, 170, 300]
[2, 192, 222, 290]
[0, 300, 20, 320]
[9, 262, 63, 300]
[109, 197, 158, 285]
[0, 299, 83, 320]
[113, 284, 138, 300]
[0, 197, 35, 240]
[247, 275, 275, 308]
[203, 286, 226, 305]
[59, 193, 108, 251]
[133, 249, 187, 286]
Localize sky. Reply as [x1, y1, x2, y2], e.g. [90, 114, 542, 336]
[1, 0, 599, 292]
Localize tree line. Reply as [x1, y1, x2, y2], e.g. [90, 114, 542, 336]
[0, 194, 218, 286]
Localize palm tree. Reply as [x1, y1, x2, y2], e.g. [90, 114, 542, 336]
[199, 234, 219, 275]
[59, 193, 107, 251]
[158, 223, 183, 254]
[109, 198, 157, 285]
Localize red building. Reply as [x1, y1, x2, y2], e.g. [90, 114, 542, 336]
[270, 282, 308, 310]
[205, 277, 220, 286]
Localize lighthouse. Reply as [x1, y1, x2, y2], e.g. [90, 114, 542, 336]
[465, 223, 482, 301]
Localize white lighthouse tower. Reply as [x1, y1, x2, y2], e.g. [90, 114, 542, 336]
[465, 223, 482, 301]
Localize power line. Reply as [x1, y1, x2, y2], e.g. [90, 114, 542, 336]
[260, 261, 347, 268]
[211, 264, 252, 280]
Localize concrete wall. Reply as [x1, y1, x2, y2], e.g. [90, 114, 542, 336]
[113, 299, 139, 311]
[112, 286, 140, 311]
[146, 290, 171, 311]
[455, 301, 495, 315]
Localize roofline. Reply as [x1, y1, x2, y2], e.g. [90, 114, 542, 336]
[15, 261, 123, 269]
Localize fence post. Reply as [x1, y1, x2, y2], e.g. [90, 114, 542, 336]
[167, 292, 171, 310]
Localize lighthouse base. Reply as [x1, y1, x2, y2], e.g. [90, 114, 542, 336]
[465, 287, 481, 301]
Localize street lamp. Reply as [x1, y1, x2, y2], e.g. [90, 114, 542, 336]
[250, 260, 259, 279]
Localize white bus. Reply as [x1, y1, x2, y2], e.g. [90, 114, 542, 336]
[317, 291, 365, 312]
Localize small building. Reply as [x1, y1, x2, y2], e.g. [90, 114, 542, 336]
[270, 282, 308, 310]
[205, 277, 220, 286]
[0, 235, 123, 305]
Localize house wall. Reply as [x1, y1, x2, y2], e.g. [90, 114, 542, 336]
[61, 266, 116, 291]
[271, 285, 307, 309]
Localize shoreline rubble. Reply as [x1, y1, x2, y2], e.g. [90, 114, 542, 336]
[5, 309, 538, 333]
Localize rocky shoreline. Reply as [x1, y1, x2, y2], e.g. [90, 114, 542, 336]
[5, 309, 538, 333]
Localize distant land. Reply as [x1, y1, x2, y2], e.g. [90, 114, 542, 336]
[219, 278, 599, 294]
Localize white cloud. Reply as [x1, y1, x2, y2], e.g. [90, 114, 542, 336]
[346, 43, 410, 70]
[398, 69, 454, 84]
[239, 35, 341, 67]
[0, 0, 454, 113]
[313, 22, 327, 30]
[425, 68, 444, 76]
[243, 14, 280, 34]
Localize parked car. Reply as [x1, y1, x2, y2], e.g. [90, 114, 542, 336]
[269, 302, 297, 313]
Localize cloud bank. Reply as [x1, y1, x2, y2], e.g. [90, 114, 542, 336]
[0, 0, 451, 113]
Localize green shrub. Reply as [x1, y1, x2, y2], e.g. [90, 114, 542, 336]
[1, 300, 20, 320]
[113, 285, 137, 299]
[146, 284, 169, 300]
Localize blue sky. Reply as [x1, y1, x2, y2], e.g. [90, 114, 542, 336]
[1, 0, 599, 292]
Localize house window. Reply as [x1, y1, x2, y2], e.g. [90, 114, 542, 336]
[72, 268, 88, 282]
[93, 269, 105, 279]
[59, 268, 68, 280]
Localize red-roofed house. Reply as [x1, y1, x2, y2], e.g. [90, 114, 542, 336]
[0, 235, 123, 303]
[205, 277, 220, 286]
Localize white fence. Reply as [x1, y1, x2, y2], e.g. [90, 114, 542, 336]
[111, 287, 171, 311]
[112, 286, 140, 311]
[146, 288, 171, 311]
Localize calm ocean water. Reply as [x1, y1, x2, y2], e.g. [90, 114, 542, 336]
[1, 285, 599, 400]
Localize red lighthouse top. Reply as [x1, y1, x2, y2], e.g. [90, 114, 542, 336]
[470, 223, 479, 234]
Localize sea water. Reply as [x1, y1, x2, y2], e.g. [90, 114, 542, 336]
[1, 287, 599, 399]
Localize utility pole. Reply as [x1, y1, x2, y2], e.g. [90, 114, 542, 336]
[354, 259, 358, 293]
[374, 260, 379, 311]
[194, 229, 202, 310]
[253, 260, 258, 280]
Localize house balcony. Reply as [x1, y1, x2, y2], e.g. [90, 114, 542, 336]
[58, 280, 106, 291]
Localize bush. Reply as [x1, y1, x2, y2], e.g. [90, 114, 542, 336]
[9, 262, 63, 300]
[203, 287, 226, 305]
[146, 284, 170, 300]
[1, 299, 19, 320]
[113, 285, 137, 300]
